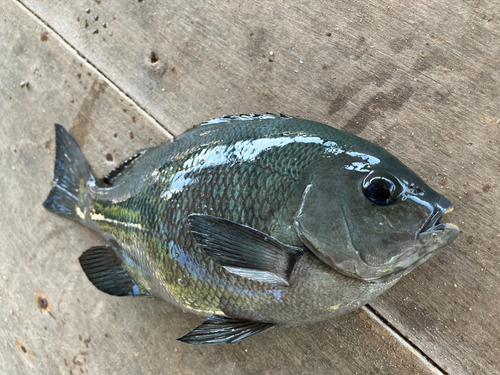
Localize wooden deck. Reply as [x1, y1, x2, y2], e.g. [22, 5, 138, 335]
[1, 0, 499, 373]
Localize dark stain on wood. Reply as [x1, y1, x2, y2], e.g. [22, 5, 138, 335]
[389, 34, 415, 54]
[343, 85, 414, 135]
[328, 90, 351, 115]
[73, 354, 84, 366]
[327, 62, 396, 116]
[15, 338, 34, 363]
[71, 79, 108, 145]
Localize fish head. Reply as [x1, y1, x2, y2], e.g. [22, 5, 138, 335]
[294, 147, 459, 282]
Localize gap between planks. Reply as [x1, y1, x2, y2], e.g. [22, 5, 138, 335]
[13, 0, 174, 138]
[363, 305, 447, 375]
[13, 1, 447, 373]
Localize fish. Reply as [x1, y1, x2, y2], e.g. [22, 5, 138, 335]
[43, 113, 459, 345]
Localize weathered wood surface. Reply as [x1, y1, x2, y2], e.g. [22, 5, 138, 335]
[0, 1, 448, 374]
[2, 0, 499, 373]
[16, 0, 500, 373]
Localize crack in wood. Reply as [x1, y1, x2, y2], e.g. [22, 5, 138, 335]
[364, 305, 447, 375]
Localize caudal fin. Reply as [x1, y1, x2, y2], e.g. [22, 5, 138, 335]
[43, 123, 95, 223]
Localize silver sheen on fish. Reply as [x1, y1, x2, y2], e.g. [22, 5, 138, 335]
[43, 113, 459, 345]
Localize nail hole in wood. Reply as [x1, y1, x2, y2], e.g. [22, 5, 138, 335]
[150, 51, 159, 64]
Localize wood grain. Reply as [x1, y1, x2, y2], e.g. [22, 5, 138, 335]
[15, 0, 500, 372]
[0, 1, 445, 374]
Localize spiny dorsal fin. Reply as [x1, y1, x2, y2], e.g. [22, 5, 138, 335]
[188, 214, 303, 286]
[103, 150, 146, 186]
[174, 113, 294, 142]
[199, 112, 293, 126]
[79, 245, 149, 296]
[177, 315, 275, 345]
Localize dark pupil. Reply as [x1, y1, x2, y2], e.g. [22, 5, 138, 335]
[366, 180, 393, 204]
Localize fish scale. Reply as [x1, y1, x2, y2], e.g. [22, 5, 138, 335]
[152, 164, 299, 314]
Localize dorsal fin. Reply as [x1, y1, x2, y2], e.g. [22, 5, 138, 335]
[173, 113, 294, 142]
[103, 150, 146, 186]
[199, 112, 293, 127]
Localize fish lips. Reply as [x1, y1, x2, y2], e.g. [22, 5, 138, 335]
[417, 222, 460, 247]
[416, 205, 460, 247]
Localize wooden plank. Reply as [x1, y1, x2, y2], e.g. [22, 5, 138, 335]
[0, 1, 443, 374]
[15, 0, 500, 373]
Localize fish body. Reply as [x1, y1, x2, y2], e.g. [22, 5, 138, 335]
[44, 113, 459, 344]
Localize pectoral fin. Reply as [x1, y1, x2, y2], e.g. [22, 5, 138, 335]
[177, 315, 275, 345]
[188, 214, 303, 286]
[79, 245, 149, 296]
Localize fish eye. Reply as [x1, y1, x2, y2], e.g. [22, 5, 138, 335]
[363, 174, 400, 205]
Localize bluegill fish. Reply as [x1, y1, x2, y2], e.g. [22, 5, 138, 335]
[44, 113, 459, 345]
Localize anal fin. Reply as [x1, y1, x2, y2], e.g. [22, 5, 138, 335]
[79, 245, 149, 296]
[177, 315, 274, 345]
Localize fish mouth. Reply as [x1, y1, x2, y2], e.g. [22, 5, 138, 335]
[418, 206, 458, 236]
[381, 205, 459, 282]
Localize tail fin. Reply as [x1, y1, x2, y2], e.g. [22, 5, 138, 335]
[43, 123, 95, 223]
